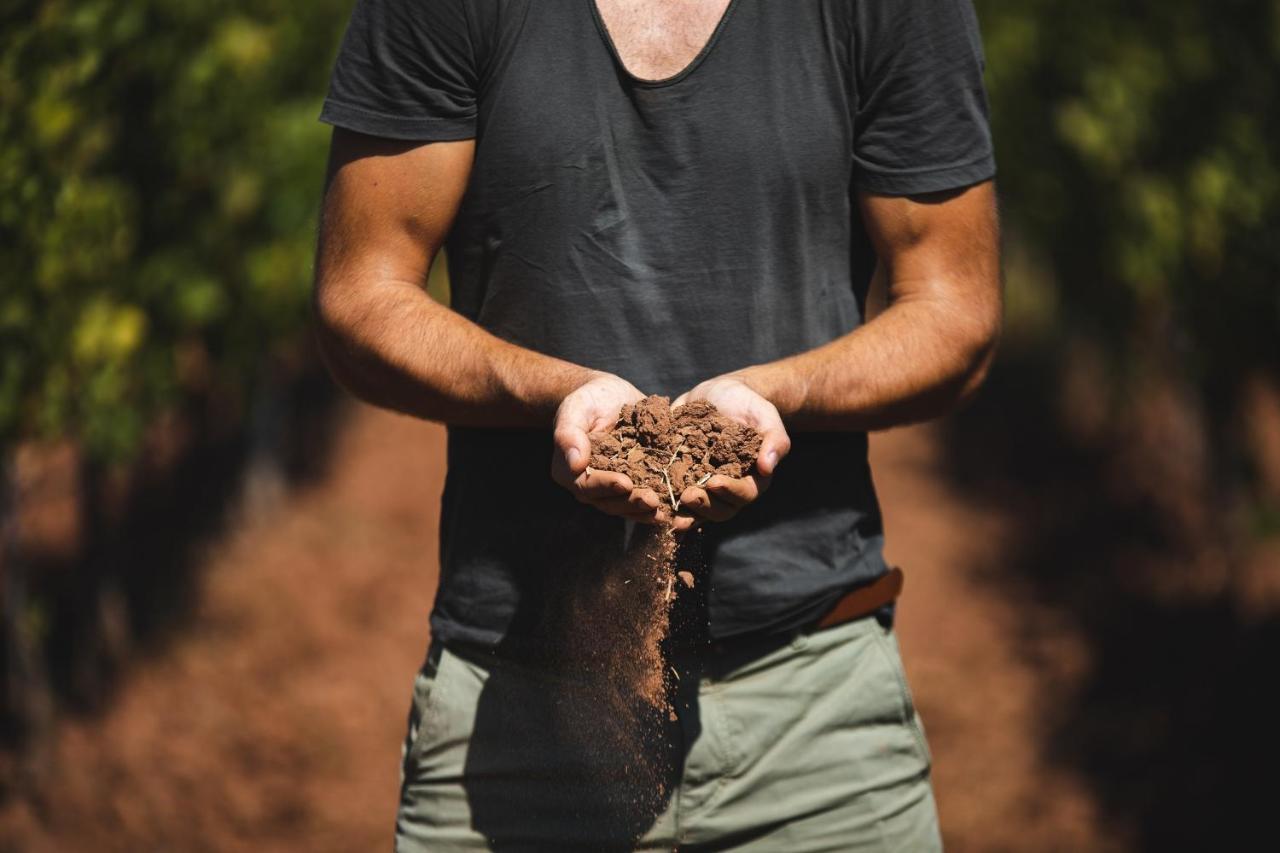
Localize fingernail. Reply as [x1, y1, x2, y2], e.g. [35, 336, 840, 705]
[765, 450, 778, 468]
[567, 447, 581, 467]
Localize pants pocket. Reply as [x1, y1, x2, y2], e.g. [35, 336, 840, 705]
[401, 642, 446, 780]
[869, 626, 933, 769]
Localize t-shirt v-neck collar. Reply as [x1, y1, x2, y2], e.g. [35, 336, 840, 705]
[588, 0, 742, 89]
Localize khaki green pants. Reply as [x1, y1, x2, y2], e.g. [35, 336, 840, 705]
[395, 616, 941, 852]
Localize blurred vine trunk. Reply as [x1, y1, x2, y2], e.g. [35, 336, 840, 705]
[0, 348, 345, 796]
[243, 362, 291, 516]
[1, 457, 53, 793]
[71, 457, 130, 711]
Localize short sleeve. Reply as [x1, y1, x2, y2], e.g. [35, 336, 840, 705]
[852, 0, 995, 195]
[320, 0, 478, 141]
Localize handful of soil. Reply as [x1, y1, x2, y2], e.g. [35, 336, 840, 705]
[561, 395, 761, 714]
[544, 395, 762, 810]
[587, 395, 763, 510]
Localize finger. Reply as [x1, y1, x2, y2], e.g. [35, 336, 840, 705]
[755, 427, 791, 477]
[550, 422, 588, 468]
[670, 512, 698, 532]
[694, 497, 740, 522]
[672, 391, 690, 408]
[603, 504, 670, 524]
[551, 424, 592, 486]
[630, 506, 674, 525]
[592, 489, 663, 516]
[678, 485, 707, 511]
[593, 496, 644, 516]
[571, 469, 634, 502]
[704, 474, 763, 507]
[679, 476, 764, 511]
[629, 487, 663, 510]
[630, 492, 691, 526]
[676, 486, 738, 522]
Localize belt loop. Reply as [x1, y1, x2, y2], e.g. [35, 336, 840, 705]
[426, 640, 444, 670]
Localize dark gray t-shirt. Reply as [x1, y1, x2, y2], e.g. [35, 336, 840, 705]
[320, 0, 995, 647]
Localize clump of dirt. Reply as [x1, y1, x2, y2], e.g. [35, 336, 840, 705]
[588, 395, 762, 512]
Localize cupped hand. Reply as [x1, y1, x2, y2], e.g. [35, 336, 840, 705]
[551, 372, 683, 526]
[671, 374, 791, 523]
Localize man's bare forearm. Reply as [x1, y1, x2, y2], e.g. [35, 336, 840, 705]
[734, 292, 999, 431]
[313, 277, 595, 427]
[313, 132, 598, 428]
[733, 183, 1002, 431]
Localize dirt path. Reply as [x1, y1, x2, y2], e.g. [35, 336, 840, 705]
[3, 405, 444, 852]
[1, 404, 1122, 851]
[870, 424, 1121, 852]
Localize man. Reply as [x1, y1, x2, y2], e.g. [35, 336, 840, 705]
[314, 0, 999, 849]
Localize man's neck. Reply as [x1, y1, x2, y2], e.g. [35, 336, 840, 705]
[594, 0, 734, 82]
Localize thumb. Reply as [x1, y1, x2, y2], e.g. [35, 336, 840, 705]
[551, 422, 592, 485]
[755, 428, 791, 477]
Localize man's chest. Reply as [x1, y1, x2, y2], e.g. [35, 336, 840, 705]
[592, 0, 735, 82]
[467, 1, 855, 226]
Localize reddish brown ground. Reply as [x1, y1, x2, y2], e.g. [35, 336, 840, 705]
[2, 403, 1127, 851]
[872, 423, 1123, 853]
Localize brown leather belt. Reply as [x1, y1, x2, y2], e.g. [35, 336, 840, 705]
[814, 566, 905, 630]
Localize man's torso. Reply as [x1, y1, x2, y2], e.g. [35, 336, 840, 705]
[432, 1, 887, 649]
[321, 0, 994, 647]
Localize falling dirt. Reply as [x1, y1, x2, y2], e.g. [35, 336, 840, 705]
[572, 395, 760, 714]
[524, 397, 763, 824]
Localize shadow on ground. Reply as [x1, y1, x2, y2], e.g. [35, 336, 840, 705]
[938, 345, 1280, 850]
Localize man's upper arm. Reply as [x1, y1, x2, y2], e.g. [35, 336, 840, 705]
[852, 0, 994, 197]
[849, 0, 998, 322]
[856, 182, 1001, 335]
[315, 129, 475, 309]
[315, 0, 480, 300]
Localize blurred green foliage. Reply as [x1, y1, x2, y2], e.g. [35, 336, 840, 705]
[976, 0, 1279, 407]
[1, 0, 1276, 468]
[0, 0, 348, 460]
